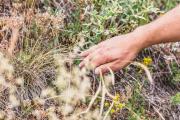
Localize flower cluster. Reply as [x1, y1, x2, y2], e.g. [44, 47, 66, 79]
[104, 93, 125, 114]
[143, 57, 153, 66]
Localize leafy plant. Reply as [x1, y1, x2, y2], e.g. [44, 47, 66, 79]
[171, 93, 180, 105]
[0, 0, 179, 120]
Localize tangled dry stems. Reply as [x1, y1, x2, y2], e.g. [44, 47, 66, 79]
[0, 0, 179, 120]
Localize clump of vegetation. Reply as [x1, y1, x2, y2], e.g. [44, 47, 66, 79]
[0, 0, 179, 119]
[171, 92, 180, 105]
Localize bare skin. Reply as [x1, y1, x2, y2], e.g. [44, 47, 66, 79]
[79, 5, 180, 74]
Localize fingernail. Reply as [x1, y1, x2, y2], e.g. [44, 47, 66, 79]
[95, 68, 100, 74]
[79, 62, 84, 68]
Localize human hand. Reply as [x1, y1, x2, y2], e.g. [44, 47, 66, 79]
[79, 31, 147, 74]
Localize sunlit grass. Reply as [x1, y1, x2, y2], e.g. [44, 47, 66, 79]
[0, 0, 179, 119]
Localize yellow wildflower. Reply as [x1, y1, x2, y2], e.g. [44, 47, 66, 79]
[114, 102, 125, 111]
[143, 57, 153, 66]
[117, 103, 125, 109]
[110, 109, 115, 114]
[113, 93, 120, 102]
[105, 102, 110, 107]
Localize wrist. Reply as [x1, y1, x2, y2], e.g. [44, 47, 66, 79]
[130, 26, 151, 50]
[132, 24, 158, 49]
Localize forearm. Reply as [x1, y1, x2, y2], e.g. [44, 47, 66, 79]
[135, 5, 180, 49]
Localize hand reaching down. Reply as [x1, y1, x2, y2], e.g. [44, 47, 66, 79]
[79, 5, 180, 74]
[79, 32, 145, 74]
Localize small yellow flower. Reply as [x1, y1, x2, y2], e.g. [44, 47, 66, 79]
[117, 103, 125, 109]
[110, 109, 115, 114]
[143, 57, 152, 66]
[114, 102, 125, 111]
[113, 93, 120, 102]
[105, 102, 110, 107]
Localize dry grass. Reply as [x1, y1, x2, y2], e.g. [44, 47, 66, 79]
[0, 0, 179, 120]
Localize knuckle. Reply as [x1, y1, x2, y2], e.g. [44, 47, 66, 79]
[98, 50, 107, 58]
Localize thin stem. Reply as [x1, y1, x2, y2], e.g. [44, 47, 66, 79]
[103, 102, 114, 120]
[76, 82, 102, 116]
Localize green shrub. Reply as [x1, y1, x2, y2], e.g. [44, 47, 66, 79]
[171, 93, 180, 105]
